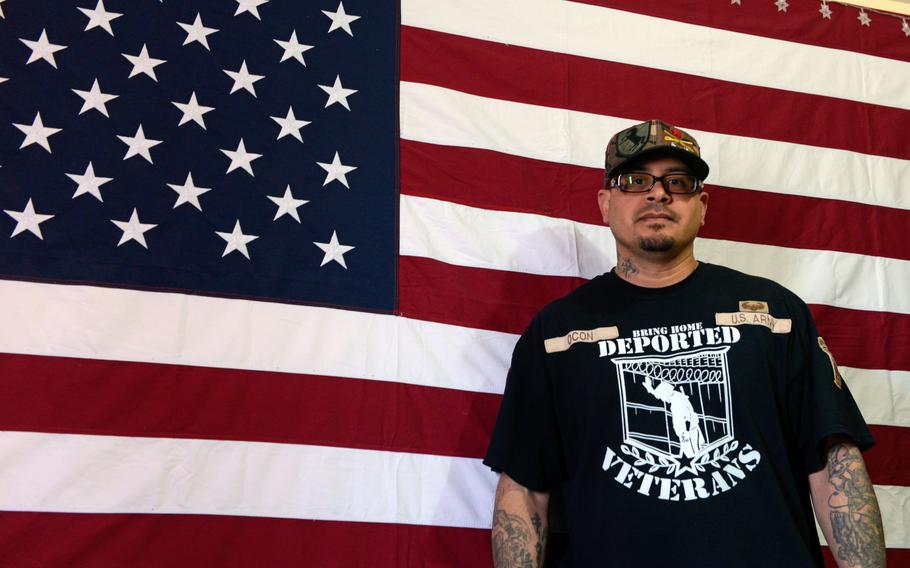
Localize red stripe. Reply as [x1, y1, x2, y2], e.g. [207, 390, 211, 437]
[823, 546, 910, 567]
[401, 255, 910, 374]
[0, 352, 500, 459]
[864, 424, 910, 487]
[809, 304, 910, 376]
[4, 512, 906, 567]
[402, 26, 910, 161]
[401, 140, 910, 262]
[0, 512, 491, 567]
[570, 0, 910, 64]
[400, 254, 585, 335]
[6, 349, 904, 484]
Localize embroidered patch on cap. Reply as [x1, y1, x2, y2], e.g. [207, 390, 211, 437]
[544, 326, 619, 353]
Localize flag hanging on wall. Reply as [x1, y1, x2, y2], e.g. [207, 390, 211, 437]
[0, 0, 907, 566]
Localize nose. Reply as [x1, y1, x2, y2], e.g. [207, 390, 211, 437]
[647, 178, 671, 202]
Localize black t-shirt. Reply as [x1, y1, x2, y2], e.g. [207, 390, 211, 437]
[484, 263, 873, 567]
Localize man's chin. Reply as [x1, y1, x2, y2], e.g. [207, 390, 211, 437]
[638, 236, 675, 253]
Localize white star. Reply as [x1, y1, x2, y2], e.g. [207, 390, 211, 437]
[317, 151, 357, 188]
[5, 198, 54, 239]
[314, 230, 354, 268]
[78, 0, 123, 36]
[268, 185, 308, 222]
[167, 172, 212, 211]
[322, 2, 360, 36]
[66, 162, 113, 201]
[0, 77, 7, 84]
[178, 13, 218, 50]
[216, 220, 258, 259]
[271, 106, 310, 142]
[0, 0, 5, 18]
[20, 29, 67, 69]
[13, 112, 61, 153]
[172, 92, 214, 129]
[730, 0, 741, 5]
[117, 124, 162, 163]
[123, 44, 166, 82]
[858, 9, 871, 26]
[72, 78, 118, 117]
[275, 30, 313, 66]
[224, 60, 264, 97]
[819, 2, 832, 19]
[221, 139, 262, 176]
[775, 0, 788, 12]
[318, 75, 357, 110]
[903, 18, 910, 37]
[234, 0, 269, 20]
[111, 208, 156, 249]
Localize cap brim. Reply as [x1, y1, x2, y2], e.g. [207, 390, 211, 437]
[607, 146, 710, 181]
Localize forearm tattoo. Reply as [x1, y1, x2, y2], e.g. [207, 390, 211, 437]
[826, 443, 886, 567]
[492, 510, 535, 568]
[619, 255, 639, 278]
[492, 481, 547, 568]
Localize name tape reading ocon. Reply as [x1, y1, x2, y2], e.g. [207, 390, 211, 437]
[715, 312, 792, 334]
[545, 327, 619, 353]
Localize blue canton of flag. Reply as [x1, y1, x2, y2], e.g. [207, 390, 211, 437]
[0, 0, 397, 311]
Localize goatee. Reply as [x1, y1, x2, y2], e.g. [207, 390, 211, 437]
[638, 236, 675, 252]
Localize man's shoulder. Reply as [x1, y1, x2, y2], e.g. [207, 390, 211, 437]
[701, 262, 807, 309]
[522, 273, 613, 333]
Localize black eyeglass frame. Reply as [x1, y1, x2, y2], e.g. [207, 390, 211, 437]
[610, 173, 704, 195]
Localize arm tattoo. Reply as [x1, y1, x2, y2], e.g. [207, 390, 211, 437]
[492, 510, 535, 568]
[826, 443, 886, 567]
[619, 256, 639, 278]
[531, 512, 547, 567]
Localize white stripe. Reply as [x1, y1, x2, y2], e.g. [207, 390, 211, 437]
[400, 82, 910, 211]
[0, 431, 906, 547]
[844, 367, 910, 429]
[0, 279, 512, 395]
[1, 276, 908, 428]
[0, 431, 497, 529]
[401, 0, 910, 111]
[401, 194, 910, 316]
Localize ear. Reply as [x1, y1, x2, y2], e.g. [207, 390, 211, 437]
[597, 188, 611, 224]
[698, 189, 709, 226]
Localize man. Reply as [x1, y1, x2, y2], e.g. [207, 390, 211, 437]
[484, 120, 885, 567]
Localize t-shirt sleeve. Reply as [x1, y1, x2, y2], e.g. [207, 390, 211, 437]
[788, 298, 874, 473]
[483, 316, 565, 492]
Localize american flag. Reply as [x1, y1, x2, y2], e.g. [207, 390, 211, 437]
[0, 0, 907, 566]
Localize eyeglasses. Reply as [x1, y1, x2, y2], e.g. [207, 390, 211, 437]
[611, 173, 702, 194]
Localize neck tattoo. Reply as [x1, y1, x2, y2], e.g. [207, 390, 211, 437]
[619, 256, 639, 278]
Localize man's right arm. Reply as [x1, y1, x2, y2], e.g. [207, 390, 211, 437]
[492, 473, 550, 568]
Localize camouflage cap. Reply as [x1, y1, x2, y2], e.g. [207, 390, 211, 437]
[604, 119, 709, 185]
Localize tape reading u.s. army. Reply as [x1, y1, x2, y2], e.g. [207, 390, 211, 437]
[715, 312, 792, 334]
[545, 327, 619, 353]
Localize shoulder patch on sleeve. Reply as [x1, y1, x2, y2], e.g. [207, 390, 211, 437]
[817, 336, 844, 389]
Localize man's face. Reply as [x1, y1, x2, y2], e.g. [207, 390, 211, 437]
[597, 155, 709, 259]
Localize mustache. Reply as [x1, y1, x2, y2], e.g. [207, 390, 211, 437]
[637, 206, 676, 220]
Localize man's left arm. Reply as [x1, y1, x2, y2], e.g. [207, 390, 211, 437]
[808, 437, 885, 568]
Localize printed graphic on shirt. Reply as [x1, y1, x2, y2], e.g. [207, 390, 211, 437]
[599, 323, 762, 501]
